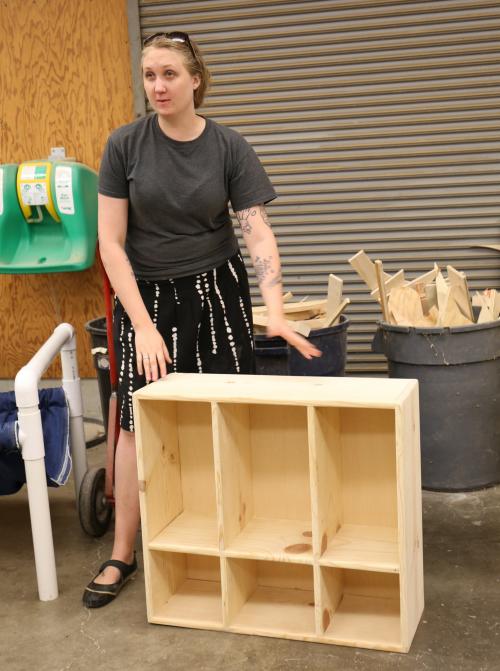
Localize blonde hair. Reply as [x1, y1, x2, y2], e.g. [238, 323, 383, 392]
[142, 35, 211, 108]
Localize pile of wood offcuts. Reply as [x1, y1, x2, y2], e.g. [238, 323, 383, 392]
[349, 250, 500, 328]
[252, 275, 350, 336]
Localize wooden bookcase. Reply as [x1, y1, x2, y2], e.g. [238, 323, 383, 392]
[134, 373, 424, 653]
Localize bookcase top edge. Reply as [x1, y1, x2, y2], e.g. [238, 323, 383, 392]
[133, 373, 417, 407]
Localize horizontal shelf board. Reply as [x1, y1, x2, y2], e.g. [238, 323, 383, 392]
[325, 594, 402, 652]
[228, 585, 316, 638]
[320, 525, 399, 573]
[224, 518, 314, 564]
[151, 579, 223, 628]
[149, 512, 219, 555]
[135, 373, 415, 408]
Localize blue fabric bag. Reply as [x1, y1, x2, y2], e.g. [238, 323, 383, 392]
[0, 388, 71, 495]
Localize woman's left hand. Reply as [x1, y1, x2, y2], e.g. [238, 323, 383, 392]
[266, 315, 322, 360]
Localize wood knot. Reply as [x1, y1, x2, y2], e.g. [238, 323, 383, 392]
[284, 543, 312, 554]
[302, 530, 312, 538]
[322, 608, 331, 631]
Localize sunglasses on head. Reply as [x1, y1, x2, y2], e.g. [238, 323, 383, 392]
[143, 31, 196, 58]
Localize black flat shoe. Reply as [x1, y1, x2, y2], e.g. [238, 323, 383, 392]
[83, 554, 138, 608]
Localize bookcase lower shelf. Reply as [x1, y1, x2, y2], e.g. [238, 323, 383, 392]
[134, 373, 424, 653]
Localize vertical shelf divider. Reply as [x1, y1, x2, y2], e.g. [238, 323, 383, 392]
[396, 396, 424, 651]
[307, 405, 343, 562]
[308, 404, 342, 636]
[211, 402, 253, 552]
[211, 401, 225, 554]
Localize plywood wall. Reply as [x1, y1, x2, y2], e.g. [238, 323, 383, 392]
[0, 0, 135, 377]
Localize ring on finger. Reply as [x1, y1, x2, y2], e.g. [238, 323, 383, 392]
[142, 353, 150, 360]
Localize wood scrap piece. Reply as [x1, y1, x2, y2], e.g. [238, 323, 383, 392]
[306, 315, 330, 331]
[252, 313, 270, 330]
[322, 298, 350, 328]
[387, 286, 425, 326]
[253, 299, 326, 316]
[405, 263, 439, 290]
[483, 289, 499, 319]
[282, 291, 294, 302]
[476, 290, 496, 323]
[435, 271, 450, 327]
[493, 291, 500, 319]
[252, 312, 311, 336]
[472, 289, 500, 322]
[287, 319, 311, 336]
[281, 299, 326, 314]
[441, 286, 474, 326]
[477, 303, 495, 324]
[374, 259, 390, 322]
[446, 265, 474, 321]
[370, 269, 406, 301]
[472, 292, 483, 308]
[424, 283, 438, 311]
[326, 274, 343, 315]
[420, 305, 439, 327]
[349, 250, 390, 290]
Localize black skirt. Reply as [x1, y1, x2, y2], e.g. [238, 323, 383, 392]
[113, 251, 255, 431]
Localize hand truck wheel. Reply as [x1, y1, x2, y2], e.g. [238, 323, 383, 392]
[78, 466, 113, 537]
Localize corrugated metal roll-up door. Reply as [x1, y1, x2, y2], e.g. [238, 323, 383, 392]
[137, 0, 500, 374]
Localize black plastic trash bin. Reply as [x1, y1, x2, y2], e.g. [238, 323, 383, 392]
[85, 317, 111, 435]
[372, 320, 500, 492]
[255, 315, 349, 377]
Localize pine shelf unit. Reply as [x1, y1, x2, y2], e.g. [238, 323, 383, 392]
[134, 373, 424, 653]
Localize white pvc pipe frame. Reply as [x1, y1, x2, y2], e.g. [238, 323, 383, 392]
[15, 323, 87, 601]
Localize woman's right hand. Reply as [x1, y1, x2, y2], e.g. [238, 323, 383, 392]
[134, 324, 172, 382]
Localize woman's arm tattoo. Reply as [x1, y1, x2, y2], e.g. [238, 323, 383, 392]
[259, 205, 271, 227]
[236, 208, 257, 235]
[254, 255, 282, 287]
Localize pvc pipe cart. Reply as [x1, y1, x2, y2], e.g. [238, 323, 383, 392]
[15, 323, 87, 601]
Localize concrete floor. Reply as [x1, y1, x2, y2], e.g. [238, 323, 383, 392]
[1, 379, 499, 671]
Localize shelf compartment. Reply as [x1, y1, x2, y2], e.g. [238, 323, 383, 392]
[148, 551, 223, 628]
[310, 406, 399, 572]
[215, 403, 312, 561]
[320, 525, 399, 573]
[136, 400, 219, 552]
[225, 558, 316, 639]
[319, 567, 402, 652]
[224, 518, 314, 563]
[149, 511, 219, 555]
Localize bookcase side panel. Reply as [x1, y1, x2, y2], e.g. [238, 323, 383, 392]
[396, 390, 424, 652]
[213, 403, 253, 548]
[135, 400, 182, 542]
[149, 550, 186, 617]
[308, 406, 342, 559]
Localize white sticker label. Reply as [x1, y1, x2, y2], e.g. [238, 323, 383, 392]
[55, 166, 75, 215]
[0, 168, 3, 216]
[20, 181, 49, 206]
[20, 165, 37, 181]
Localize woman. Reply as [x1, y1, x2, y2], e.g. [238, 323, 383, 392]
[83, 32, 320, 608]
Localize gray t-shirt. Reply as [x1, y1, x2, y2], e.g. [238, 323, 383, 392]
[98, 114, 277, 279]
